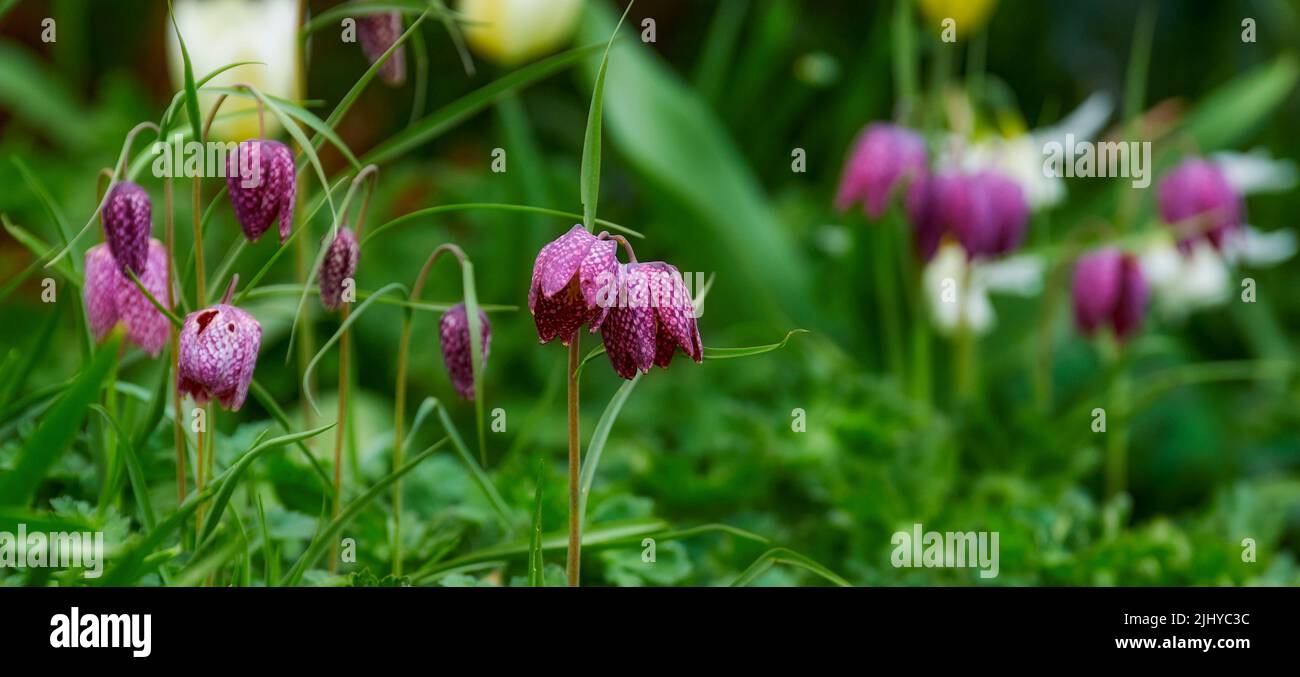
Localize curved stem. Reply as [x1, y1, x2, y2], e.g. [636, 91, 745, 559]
[566, 337, 581, 587]
[330, 303, 351, 575]
[599, 231, 637, 263]
[392, 242, 467, 576]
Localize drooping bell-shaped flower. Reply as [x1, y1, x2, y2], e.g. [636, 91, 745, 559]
[947, 171, 1028, 260]
[177, 286, 262, 411]
[1157, 157, 1243, 252]
[226, 139, 296, 245]
[528, 225, 618, 346]
[83, 238, 173, 356]
[439, 302, 490, 400]
[905, 171, 954, 262]
[101, 181, 152, 276]
[1072, 249, 1148, 342]
[836, 123, 928, 219]
[318, 227, 359, 311]
[599, 262, 703, 380]
[357, 11, 406, 86]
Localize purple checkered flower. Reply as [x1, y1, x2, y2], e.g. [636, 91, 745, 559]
[318, 227, 359, 311]
[226, 139, 296, 245]
[528, 225, 618, 346]
[439, 302, 490, 400]
[358, 11, 406, 86]
[101, 181, 152, 276]
[83, 238, 172, 356]
[177, 296, 262, 411]
[599, 262, 702, 380]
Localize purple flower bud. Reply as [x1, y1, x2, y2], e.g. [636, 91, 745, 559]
[528, 225, 618, 346]
[439, 302, 490, 401]
[83, 239, 173, 357]
[101, 181, 151, 276]
[1072, 249, 1149, 342]
[981, 171, 1030, 256]
[599, 262, 703, 380]
[177, 302, 262, 411]
[1157, 157, 1243, 252]
[318, 227, 359, 311]
[836, 123, 928, 219]
[358, 11, 406, 86]
[226, 139, 296, 245]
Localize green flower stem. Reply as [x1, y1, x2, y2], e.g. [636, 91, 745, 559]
[873, 225, 906, 386]
[954, 266, 976, 402]
[1103, 340, 1130, 499]
[566, 336, 582, 587]
[164, 176, 188, 522]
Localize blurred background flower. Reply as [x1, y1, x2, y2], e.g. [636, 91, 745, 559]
[458, 0, 584, 66]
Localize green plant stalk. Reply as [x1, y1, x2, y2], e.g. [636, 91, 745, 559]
[566, 337, 581, 587]
[1104, 343, 1130, 499]
[891, 208, 928, 405]
[954, 265, 976, 403]
[329, 300, 351, 575]
[164, 176, 188, 518]
[873, 225, 906, 385]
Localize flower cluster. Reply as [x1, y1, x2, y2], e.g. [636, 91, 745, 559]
[528, 225, 702, 380]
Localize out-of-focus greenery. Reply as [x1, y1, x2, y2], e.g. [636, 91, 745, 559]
[0, 0, 1298, 587]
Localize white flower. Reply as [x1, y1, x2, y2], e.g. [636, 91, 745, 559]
[1211, 148, 1297, 196]
[167, 0, 301, 141]
[458, 0, 584, 66]
[922, 243, 1045, 336]
[1139, 226, 1296, 321]
[953, 93, 1114, 210]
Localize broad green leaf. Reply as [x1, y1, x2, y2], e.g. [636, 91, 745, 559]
[0, 331, 121, 506]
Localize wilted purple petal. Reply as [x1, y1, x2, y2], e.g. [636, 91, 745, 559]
[358, 11, 406, 86]
[439, 302, 490, 400]
[319, 227, 359, 311]
[177, 303, 262, 411]
[101, 181, 152, 276]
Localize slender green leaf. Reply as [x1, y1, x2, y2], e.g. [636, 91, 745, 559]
[577, 373, 640, 531]
[166, 0, 204, 145]
[89, 405, 156, 532]
[302, 282, 409, 414]
[580, 1, 633, 230]
[731, 547, 851, 587]
[360, 202, 641, 248]
[528, 456, 545, 587]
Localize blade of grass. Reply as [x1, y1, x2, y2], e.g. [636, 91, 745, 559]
[580, 1, 633, 230]
[730, 547, 851, 587]
[459, 259, 487, 466]
[89, 404, 156, 532]
[360, 203, 641, 247]
[528, 456, 546, 587]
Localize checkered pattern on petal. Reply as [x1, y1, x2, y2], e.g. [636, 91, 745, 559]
[439, 302, 490, 400]
[102, 181, 152, 277]
[178, 303, 262, 411]
[318, 227, 359, 311]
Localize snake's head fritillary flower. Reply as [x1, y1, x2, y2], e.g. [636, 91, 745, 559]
[439, 302, 490, 401]
[318, 227, 359, 311]
[981, 171, 1029, 256]
[83, 239, 172, 356]
[226, 139, 296, 245]
[177, 302, 262, 411]
[357, 11, 406, 86]
[836, 123, 928, 219]
[528, 225, 618, 346]
[905, 172, 956, 262]
[599, 262, 703, 380]
[101, 181, 152, 276]
[1072, 249, 1149, 342]
[1157, 157, 1243, 253]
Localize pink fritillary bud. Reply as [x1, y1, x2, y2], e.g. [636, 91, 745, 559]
[226, 139, 296, 245]
[178, 302, 262, 411]
[905, 172, 953, 262]
[1072, 249, 1148, 342]
[528, 225, 618, 346]
[358, 12, 406, 86]
[101, 181, 151, 276]
[83, 239, 173, 356]
[319, 227, 359, 311]
[836, 123, 928, 219]
[439, 302, 490, 400]
[1157, 157, 1243, 252]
